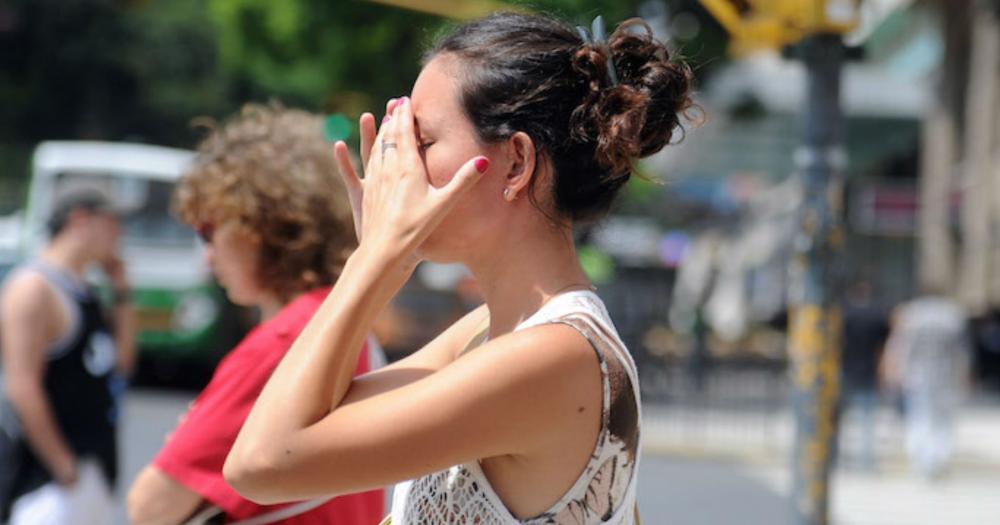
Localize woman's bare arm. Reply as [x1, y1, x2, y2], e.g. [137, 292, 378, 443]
[337, 304, 488, 408]
[1, 274, 79, 486]
[127, 466, 204, 525]
[226, 299, 598, 503]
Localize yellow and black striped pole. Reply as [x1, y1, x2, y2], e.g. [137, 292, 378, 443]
[696, 3, 857, 524]
[786, 32, 846, 525]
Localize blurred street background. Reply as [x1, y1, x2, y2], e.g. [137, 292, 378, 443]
[3, 1, 1000, 524]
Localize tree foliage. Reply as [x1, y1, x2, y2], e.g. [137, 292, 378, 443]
[0, 0, 229, 146]
[205, 0, 440, 116]
[0, 0, 723, 156]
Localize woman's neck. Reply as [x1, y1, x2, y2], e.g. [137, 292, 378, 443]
[468, 221, 591, 339]
[258, 294, 288, 322]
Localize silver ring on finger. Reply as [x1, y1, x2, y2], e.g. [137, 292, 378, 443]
[381, 141, 397, 160]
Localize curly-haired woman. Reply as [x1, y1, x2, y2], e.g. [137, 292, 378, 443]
[127, 104, 384, 525]
[226, 13, 695, 525]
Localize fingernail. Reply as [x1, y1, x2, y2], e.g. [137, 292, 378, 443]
[388, 98, 398, 111]
[475, 157, 490, 173]
[383, 115, 391, 124]
[400, 96, 409, 106]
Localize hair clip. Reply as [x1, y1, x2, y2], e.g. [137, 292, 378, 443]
[576, 15, 619, 86]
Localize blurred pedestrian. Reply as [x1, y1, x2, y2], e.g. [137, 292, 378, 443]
[126, 104, 384, 525]
[883, 289, 971, 479]
[224, 13, 693, 525]
[0, 189, 136, 524]
[838, 278, 889, 471]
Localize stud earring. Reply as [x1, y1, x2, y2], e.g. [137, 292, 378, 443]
[503, 188, 513, 201]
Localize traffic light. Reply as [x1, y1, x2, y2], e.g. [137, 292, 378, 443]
[700, 0, 860, 53]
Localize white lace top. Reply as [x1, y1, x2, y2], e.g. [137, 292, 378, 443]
[389, 291, 642, 524]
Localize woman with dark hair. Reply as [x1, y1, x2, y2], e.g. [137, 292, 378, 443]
[126, 104, 384, 525]
[225, 13, 694, 524]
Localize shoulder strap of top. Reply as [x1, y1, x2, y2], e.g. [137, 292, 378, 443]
[26, 261, 90, 301]
[182, 495, 335, 524]
[545, 295, 641, 400]
[17, 262, 86, 359]
[550, 315, 613, 432]
[511, 309, 641, 522]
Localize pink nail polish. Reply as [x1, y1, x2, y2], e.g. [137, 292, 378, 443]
[475, 157, 490, 173]
[383, 115, 391, 124]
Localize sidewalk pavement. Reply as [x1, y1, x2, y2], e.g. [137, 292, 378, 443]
[641, 402, 1000, 472]
[736, 459, 1000, 525]
[641, 402, 1000, 525]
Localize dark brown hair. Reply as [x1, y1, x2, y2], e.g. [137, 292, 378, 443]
[427, 12, 695, 222]
[174, 103, 355, 302]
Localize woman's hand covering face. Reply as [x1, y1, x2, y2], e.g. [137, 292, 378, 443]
[333, 97, 489, 267]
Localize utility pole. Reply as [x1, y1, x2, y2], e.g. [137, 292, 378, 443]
[959, 0, 1000, 312]
[697, 3, 858, 524]
[786, 32, 845, 525]
[917, 0, 970, 296]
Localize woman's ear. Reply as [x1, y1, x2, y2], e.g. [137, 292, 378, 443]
[503, 131, 537, 201]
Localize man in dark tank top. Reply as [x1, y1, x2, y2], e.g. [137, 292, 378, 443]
[0, 189, 136, 524]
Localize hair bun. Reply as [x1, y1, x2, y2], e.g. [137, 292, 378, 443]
[428, 12, 695, 222]
[570, 19, 694, 179]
